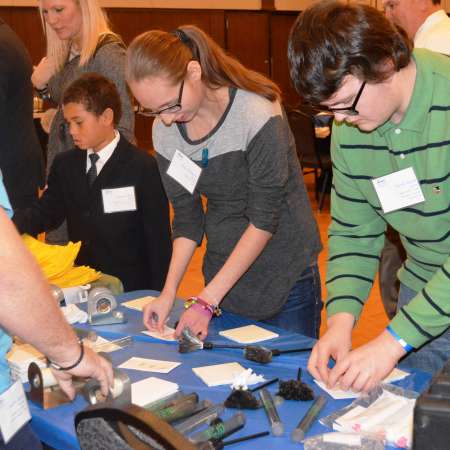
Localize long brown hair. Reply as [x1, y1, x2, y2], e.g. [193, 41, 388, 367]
[126, 25, 281, 103]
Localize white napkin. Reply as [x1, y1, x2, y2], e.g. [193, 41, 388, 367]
[61, 304, 88, 324]
[231, 368, 265, 390]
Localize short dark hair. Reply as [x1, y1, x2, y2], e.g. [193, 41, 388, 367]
[62, 72, 122, 125]
[288, 0, 412, 105]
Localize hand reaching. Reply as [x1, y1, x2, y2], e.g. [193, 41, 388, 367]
[174, 306, 211, 340]
[142, 293, 174, 334]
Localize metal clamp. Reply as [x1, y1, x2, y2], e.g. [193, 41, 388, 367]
[87, 287, 126, 325]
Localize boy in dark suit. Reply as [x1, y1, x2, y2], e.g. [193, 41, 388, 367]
[13, 73, 172, 291]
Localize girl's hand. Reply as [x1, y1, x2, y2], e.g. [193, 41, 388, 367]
[142, 293, 175, 334]
[175, 306, 211, 340]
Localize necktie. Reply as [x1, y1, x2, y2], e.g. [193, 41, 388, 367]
[87, 153, 100, 187]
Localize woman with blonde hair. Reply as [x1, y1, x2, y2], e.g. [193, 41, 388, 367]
[127, 26, 322, 340]
[32, 0, 134, 243]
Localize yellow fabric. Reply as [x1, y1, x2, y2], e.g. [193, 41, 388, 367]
[22, 234, 101, 288]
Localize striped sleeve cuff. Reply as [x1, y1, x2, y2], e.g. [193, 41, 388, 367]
[326, 296, 364, 320]
[389, 313, 431, 349]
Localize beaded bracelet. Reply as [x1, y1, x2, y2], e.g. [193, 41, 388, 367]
[185, 296, 222, 317]
[190, 302, 213, 319]
[386, 325, 414, 353]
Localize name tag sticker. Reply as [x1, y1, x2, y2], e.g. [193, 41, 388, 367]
[372, 167, 425, 213]
[102, 186, 137, 213]
[166, 149, 202, 194]
[0, 380, 31, 444]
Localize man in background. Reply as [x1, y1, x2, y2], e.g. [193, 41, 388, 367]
[383, 0, 450, 54]
[379, 0, 450, 319]
[0, 19, 44, 210]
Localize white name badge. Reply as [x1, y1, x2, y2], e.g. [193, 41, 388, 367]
[0, 380, 31, 444]
[372, 167, 425, 213]
[166, 149, 202, 194]
[102, 186, 137, 214]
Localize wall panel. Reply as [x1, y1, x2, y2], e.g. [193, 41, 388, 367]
[225, 11, 270, 76]
[270, 12, 298, 106]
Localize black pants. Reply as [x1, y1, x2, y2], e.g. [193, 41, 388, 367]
[0, 423, 42, 450]
[378, 226, 406, 319]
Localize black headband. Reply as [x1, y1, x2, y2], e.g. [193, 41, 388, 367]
[172, 28, 198, 59]
[172, 29, 191, 46]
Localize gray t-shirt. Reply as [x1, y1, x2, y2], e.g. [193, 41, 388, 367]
[153, 88, 321, 320]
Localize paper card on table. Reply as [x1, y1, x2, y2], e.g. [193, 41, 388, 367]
[122, 296, 156, 311]
[85, 336, 121, 353]
[142, 325, 176, 342]
[219, 325, 279, 344]
[131, 377, 179, 407]
[314, 368, 411, 399]
[192, 362, 246, 387]
[119, 357, 180, 374]
[314, 380, 359, 399]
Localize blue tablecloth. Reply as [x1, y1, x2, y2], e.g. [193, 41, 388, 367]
[29, 291, 431, 449]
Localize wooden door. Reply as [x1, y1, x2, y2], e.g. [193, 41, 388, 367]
[270, 12, 299, 107]
[225, 11, 270, 76]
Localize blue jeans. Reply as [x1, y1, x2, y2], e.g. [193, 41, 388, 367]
[398, 284, 450, 374]
[0, 423, 42, 450]
[260, 264, 322, 338]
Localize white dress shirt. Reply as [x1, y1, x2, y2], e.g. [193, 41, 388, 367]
[414, 10, 450, 56]
[86, 130, 120, 175]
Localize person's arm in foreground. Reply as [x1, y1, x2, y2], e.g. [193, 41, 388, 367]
[0, 208, 113, 399]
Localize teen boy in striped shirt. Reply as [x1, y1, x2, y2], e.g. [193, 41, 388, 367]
[288, 0, 450, 392]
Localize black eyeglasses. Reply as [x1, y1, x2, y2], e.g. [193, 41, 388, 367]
[326, 81, 366, 116]
[137, 79, 185, 117]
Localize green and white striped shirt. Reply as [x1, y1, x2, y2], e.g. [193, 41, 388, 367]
[326, 49, 450, 348]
